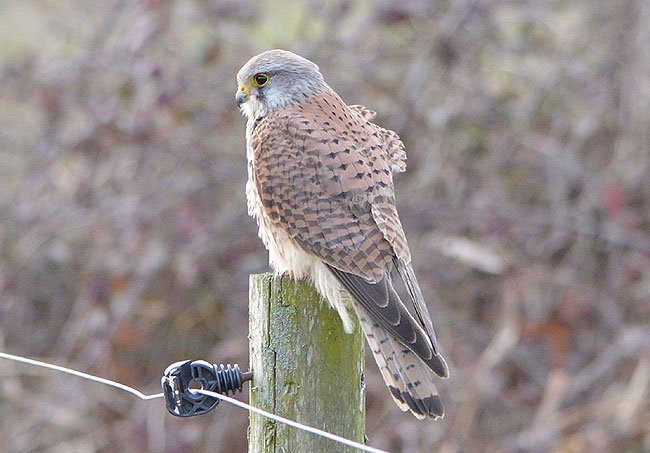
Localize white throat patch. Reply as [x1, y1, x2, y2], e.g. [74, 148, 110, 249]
[240, 95, 268, 121]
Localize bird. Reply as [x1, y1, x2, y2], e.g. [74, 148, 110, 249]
[236, 49, 448, 419]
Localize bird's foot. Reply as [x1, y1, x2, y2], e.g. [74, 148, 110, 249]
[280, 270, 299, 286]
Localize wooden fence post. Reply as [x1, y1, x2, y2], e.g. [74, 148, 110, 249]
[248, 273, 366, 452]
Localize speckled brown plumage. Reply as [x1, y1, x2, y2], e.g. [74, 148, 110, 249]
[237, 50, 448, 419]
[250, 89, 406, 282]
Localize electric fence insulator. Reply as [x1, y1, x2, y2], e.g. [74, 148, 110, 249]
[161, 360, 253, 417]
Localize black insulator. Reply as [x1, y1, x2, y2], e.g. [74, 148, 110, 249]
[213, 363, 243, 395]
[162, 360, 252, 417]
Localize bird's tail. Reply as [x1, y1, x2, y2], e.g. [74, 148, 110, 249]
[356, 307, 444, 419]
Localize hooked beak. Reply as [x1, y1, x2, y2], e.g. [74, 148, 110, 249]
[235, 84, 250, 108]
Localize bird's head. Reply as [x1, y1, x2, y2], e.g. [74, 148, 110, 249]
[236, 50, 326, 120]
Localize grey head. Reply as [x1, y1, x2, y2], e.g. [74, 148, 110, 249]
[235, 49, 327, 120]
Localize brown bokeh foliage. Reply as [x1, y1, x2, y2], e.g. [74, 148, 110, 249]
[1, 1, 649, 451]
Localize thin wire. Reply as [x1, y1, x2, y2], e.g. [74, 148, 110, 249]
[0, 352, 164, 400]
[0, 352, 388, 453]
[194, 388, 387, 453]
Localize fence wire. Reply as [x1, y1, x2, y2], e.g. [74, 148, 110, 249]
[0, 351, 387, 453]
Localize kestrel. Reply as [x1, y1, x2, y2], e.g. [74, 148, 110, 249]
[236, 50, 448, 419]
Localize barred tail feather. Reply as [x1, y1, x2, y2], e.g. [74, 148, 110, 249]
[357, 308, 444, 419]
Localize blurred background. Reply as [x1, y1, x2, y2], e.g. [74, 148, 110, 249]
[1, 0, 649, 451]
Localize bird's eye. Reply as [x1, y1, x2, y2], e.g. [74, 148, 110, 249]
[253, 73, 269, 87]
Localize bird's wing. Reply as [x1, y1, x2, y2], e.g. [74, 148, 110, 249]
[250, 88, 399, 282]
[250, 88, 446, 376]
